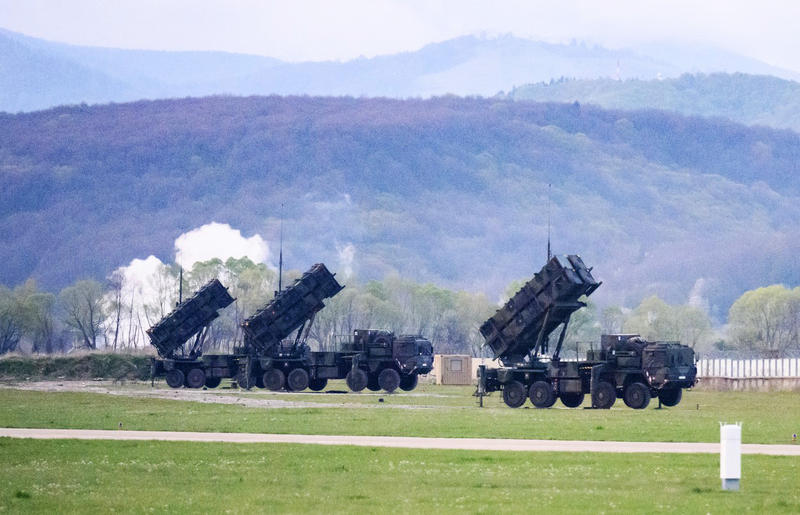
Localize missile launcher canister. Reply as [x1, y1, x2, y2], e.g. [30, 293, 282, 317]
[242, 263, 344, 354]
[146, 279, 235, 359]
[480, 255, 600, 366]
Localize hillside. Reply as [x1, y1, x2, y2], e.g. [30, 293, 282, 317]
[3, 28, 800, 113]
[509, 73, 800, 132]
[1, 96, 799, 317]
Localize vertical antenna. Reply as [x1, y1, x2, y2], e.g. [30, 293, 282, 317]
[278, 203, 284, 293]
[178, 267, 183, 305]
[547, 183, 552, 261]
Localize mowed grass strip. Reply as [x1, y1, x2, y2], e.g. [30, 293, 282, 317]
[1, 388, 799, 444]
[1, 438, 798, 513]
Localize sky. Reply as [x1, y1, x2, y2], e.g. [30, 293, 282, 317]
[1, 0, 799, 71]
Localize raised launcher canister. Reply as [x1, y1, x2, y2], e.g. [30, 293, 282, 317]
[242, 263, 344, 354]
[146, 278, 235, 359]
[479, 255, 600, 366]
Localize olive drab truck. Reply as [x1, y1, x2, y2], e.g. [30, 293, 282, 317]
[239, 263, 433, 393]
[238, 263, 346, 390]
[335, 329, 433, 393]
[147, 278, 237, 388]
[477, 255, 697, 408]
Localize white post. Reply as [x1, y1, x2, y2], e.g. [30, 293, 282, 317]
[720, 423, 742, 491]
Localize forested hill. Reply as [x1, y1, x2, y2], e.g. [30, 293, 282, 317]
[1, 96, 799, 318]
[509, 73, 800, 132]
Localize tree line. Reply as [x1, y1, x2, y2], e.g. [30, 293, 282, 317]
[1, 258, 798, 357]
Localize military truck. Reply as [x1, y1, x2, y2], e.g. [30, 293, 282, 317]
[147, 278, 236, 388]
[334, 329, 433, 393]
[584, 334, 696, 409]
[477, 255, 697, 408]
[238, 262, 345, 390]
[238, 263, 433, 393]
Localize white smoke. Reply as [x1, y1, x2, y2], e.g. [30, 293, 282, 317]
[104, 255, 177, 349]
[116, 255, 173, 305]
[688, 277, 709, 312]
[174, 222, 270, 269]
[337, 243, 356, 277]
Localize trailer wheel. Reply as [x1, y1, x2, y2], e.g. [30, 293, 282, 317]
[366, 373, 381, 391]
[287, 368, 309, 392]
[165, 369, 184, 389]
[592, 381, 616, 409]
[263, 369, 285, 391]
[560, 392, 584, 408]
[346, 369, 368, 392]
[308, 378, 328, 391]
[399, 374, 419, 391]
[658, 387, 682, 407]
[623, 382, 651, 409]
[378, 369, 401, 393]
[236, 370, 256, 390]
[204, 377, 222, 389]
[185, 368, 206, 389]
[502, 380, 527, 408]
[528, 381, 555, 408]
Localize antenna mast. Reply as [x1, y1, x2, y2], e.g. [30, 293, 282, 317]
[178, 267, 183, 305]
[547, 183, 552, 262]
[278, 204, 284, 293]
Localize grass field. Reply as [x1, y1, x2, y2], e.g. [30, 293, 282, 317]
[1, 385, 799, 513]
[1, 438, 798, 513]
[1, 385, 799, 444]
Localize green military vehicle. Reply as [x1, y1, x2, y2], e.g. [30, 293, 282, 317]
[239, 264, 433, 393]
[147, 278, 237, 388]
[477, 255, 697, 409]
[336, 329, 433, 393]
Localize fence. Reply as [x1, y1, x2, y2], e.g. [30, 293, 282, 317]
[697, 358, 800, 378]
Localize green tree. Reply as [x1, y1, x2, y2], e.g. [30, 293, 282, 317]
[624, 295, 711, 348]
[15, 280, 56, 353]
[0, 285, 23, 354]
[0, 281, 57, 354]
[600, 305, 626, 334]
[728, 285, 799, 355]
[59, 279, 106, 350]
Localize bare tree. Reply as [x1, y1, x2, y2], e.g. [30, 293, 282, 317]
[59, 280, 106, 350]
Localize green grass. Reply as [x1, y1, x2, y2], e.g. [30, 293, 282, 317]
[1, 387, 799, 444]
[0, 438, 798, 513]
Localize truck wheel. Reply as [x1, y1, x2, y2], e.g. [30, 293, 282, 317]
[560, 392, 584, 408]
[308, 378, 328, 391]
[592, 381, 616, 409]
[658, 387, 682, 407]
[502, 380, 527, 408]
[185, 368, 206, 389]
[263, 369, 285, 391]
[204, 377, 222, 389]
[287, 368, 309, 392]
[366, 373, 381, 391]
[399, 374, 419, 391]
[165, 369, 184, 389]
[236, 370, 256, 390]
[378, 369, 401, 393]
[346, 369, 368, 392]
[528, 381, 555, 408]
[623, 382, 651, 409]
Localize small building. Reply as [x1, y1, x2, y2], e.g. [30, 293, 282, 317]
[433, 354, 472, 385]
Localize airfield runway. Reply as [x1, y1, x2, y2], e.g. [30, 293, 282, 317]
[2, 428, 799, 455]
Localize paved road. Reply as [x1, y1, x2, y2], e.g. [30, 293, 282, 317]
[2, 428, 799, 455]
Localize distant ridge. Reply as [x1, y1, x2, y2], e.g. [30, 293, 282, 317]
[509, 73, 800, 133]
[2, 28, 799, 113]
